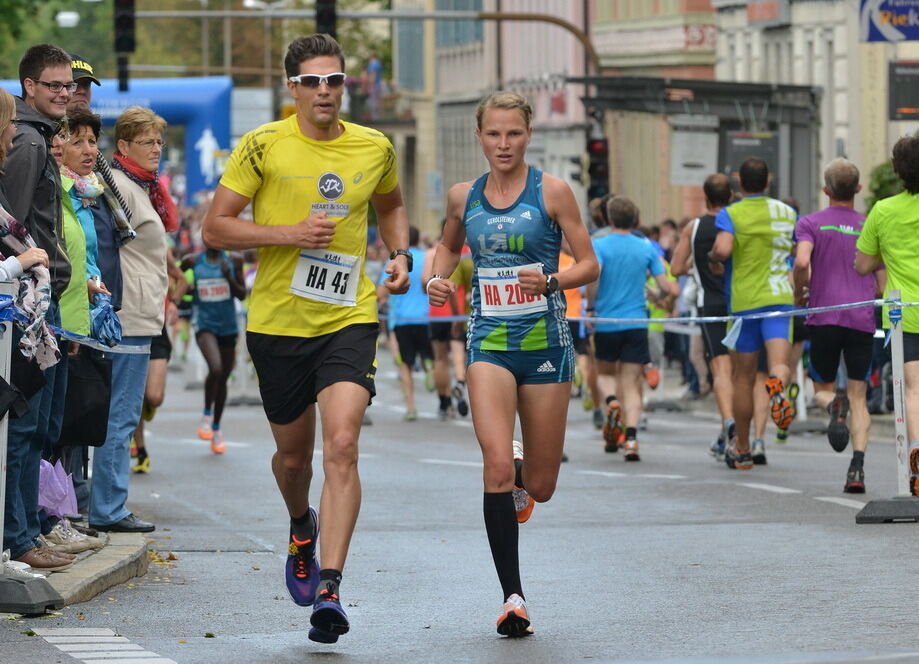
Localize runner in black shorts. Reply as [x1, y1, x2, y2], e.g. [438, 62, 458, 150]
[670, 174, 735, 460]
[202, 34, 411, 643]
[798, 157, 884, 492]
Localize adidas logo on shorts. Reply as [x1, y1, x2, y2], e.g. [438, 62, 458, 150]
[536, 360, 556, 373]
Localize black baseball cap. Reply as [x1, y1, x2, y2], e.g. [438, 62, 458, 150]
[70, 53, 101, 86]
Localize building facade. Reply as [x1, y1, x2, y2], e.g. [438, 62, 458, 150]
[714, 0, 919, 213]
[589, 0, 717, 224]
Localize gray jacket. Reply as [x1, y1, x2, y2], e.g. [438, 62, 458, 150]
[0, 97, 71, 299]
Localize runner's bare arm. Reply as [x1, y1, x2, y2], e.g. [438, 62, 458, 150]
[793, 240, 814, 306]
[373, 184, 411, 295]
[519, 174, 598, 296]
[202, 184, 336, 250]
[854, 249, 881, 276]
[427, 182, 470, 307]
[709, 230, 733, 262]
[669, 221, 694, 277]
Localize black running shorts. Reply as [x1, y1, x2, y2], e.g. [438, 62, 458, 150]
[394, 324, 433, 367]
[195, 330, 238, 349]
[247, 323, 378, 424]
[567, 321, 590, 356]
[903, 331, 919, 364]
[594, 329, 650, 365]
[429, 320, 465, 342]
[149, 326, 173, 361]
[807, 324, 873, 383]
[699, 306, 729, 362]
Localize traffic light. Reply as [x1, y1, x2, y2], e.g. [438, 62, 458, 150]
[316, 0, 337, 38]
[586, 138, 609, 200]
[114, 0, 136, 53]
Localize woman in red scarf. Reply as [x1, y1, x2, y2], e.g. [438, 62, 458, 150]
[88, 106, 173, 534]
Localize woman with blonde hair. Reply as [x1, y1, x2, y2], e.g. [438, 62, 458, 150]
[88, 106, 173, 534]
[427, 92, 598, 636]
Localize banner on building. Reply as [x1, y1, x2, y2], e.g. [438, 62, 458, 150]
[861, 0, 919, 42]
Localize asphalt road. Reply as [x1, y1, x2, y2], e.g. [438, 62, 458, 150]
[4, 346, 919, 664]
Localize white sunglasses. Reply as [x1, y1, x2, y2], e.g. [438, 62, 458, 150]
[288, 72, 346, 88]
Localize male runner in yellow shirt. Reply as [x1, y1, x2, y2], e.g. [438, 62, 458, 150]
[203, 34, 410, 644]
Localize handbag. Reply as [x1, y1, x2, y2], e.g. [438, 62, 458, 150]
[58, 345, 112, 447]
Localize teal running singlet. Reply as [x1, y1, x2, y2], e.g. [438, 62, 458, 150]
[464, 166, 570, 352]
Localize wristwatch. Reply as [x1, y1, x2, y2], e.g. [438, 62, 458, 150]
[545, 274, 559, 295]
[390, 248, 413, 272]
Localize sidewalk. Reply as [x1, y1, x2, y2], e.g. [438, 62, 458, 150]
[4, 533, 148, 612]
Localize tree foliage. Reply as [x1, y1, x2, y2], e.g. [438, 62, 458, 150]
[0, 0, 392, 89]
[866, 160, 904, 213]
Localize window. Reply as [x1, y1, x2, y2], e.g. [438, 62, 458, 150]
[436, 0, 483, 47]
[397, 18, 424, 90]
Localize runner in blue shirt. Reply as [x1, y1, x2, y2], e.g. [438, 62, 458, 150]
[376, 225, 431, 420]
[587, 196, 678, 461]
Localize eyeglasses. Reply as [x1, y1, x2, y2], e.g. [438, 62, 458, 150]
[132, 139, 167, 150]
[34, 80, 78, 94]
[288, 72, 346, 88]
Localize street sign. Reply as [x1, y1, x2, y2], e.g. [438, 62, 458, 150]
[889, 61, 919, 119]
[860, 0, 919, 42]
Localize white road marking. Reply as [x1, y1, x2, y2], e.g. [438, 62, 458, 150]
[32, 629, 176, 664]
[737, 482, 802, 494]
[419, 458, 481, 468]
[814, 496, 867, 509]
[577, 470, 687, 480]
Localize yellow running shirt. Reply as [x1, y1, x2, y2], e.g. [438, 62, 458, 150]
[220, 116, 399, 338]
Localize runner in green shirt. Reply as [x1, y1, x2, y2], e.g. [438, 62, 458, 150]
[855, 135, 919, 494]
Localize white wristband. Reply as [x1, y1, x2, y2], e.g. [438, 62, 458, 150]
[425, 274, 446, 292]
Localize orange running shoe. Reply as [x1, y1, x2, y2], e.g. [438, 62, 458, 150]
[197, 415, 213, 441]
[602, 396, 624, 453]
[644, 363, 660, 390]
[910, 444, 919, 496]
[496, 593, 534, 637]
[210, 429, 225, 454]
[512, 440, 535, 524]
[764, 376, 795, 430]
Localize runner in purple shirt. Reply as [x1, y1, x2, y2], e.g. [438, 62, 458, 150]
[793, 158, 885, 493]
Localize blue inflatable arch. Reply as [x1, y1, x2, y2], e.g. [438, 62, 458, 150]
[1, 76, 232, 202]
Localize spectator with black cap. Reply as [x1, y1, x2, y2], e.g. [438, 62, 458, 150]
[67, 53, 101, 113]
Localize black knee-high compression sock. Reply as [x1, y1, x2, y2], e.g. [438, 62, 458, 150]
[483, 492, 523, 600]
[290, 509, 315, 544]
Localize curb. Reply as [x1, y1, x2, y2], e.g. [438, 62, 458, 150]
[43, 533, 149, 606]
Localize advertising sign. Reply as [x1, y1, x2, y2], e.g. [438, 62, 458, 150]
[725, 132, 779, 195]
[861, 0, 919, 42]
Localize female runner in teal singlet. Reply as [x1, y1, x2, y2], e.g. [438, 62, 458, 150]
[427, 91, 598, 637]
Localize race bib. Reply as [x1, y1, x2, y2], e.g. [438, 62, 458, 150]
[197, 277, 231, 303]
[478, 263, 548, 317]
[290, 249, 361, 306]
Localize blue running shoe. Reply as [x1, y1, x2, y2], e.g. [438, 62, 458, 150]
[310, 583, 350, 638]
[286, 506, 319, 607]
[709, 432, 726, 461]
[308, 626, 340, 644]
